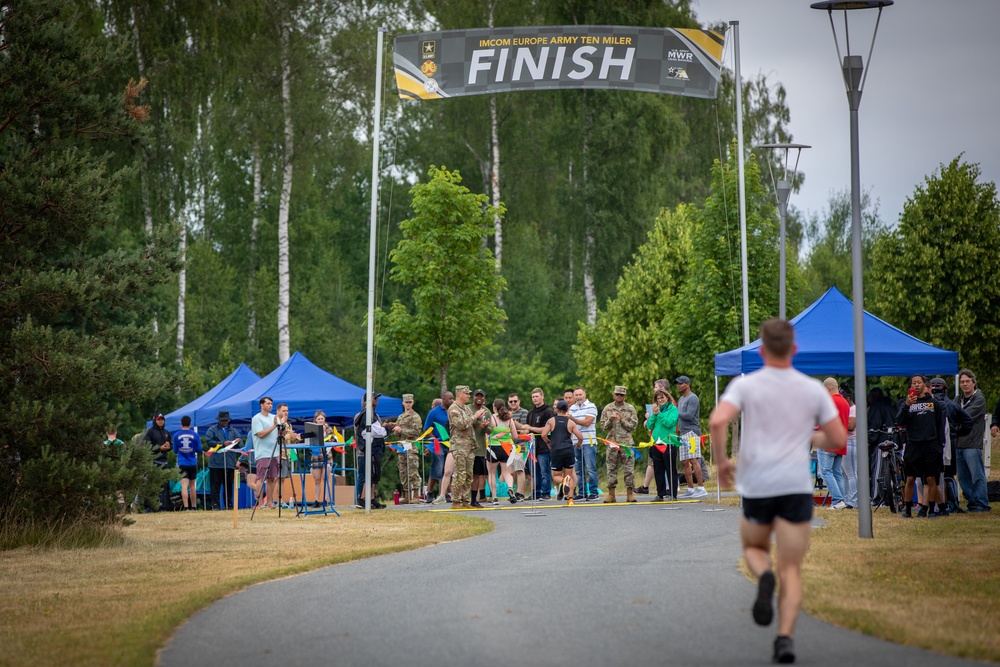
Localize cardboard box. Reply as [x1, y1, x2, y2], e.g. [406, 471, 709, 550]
[279, 474, 354, 506]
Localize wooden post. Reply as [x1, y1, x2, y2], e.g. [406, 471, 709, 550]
[233, 469, 239, 528]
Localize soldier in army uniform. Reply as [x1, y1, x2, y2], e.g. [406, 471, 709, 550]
[601, 385, 639, 503]
[447, 386, 477, 509]
[391, 393, 423, 503]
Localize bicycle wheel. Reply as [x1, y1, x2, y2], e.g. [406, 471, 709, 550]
[881, 458, 897, 513]
[891, 454, 906, 512]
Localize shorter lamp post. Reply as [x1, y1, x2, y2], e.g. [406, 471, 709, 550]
[755, 143, 809, 320]
[811, 0, 893, 540]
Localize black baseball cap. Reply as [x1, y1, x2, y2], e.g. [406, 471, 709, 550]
[474, 389, 486, 396]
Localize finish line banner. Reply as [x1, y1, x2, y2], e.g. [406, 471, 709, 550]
[394, 25, 725, 101]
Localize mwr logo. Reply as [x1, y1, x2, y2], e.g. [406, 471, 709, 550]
[667, 49, 694, 62]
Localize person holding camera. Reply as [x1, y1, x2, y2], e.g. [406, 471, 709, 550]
[896, 374, 947, 518]
[251, 396, 281, 509]
[645, 388, 679, 502]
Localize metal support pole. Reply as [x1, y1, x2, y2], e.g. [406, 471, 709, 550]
[731, 21, 750, 345]
[776, 180, 791, 320]
[844, 53, 873, 539]
[364, 28, 387, 514]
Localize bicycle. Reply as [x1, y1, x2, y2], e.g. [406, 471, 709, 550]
[869, 426, 905, 513]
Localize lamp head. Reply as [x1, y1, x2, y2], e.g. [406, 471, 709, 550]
[810, 1, 893, 9]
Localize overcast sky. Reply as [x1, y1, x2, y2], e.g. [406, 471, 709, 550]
[691, 0, 1000, 227]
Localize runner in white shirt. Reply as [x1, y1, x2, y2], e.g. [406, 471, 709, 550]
[709, 318, 845, 665]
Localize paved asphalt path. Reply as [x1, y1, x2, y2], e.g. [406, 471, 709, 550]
[159, 500, 985, 667]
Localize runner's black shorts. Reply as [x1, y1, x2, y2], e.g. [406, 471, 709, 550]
[178, 465, 198, 481]
[743, 494, 814, 525]
[473, 456, 487, 475]
[550, 448, 576, 471]
[904, 441, 942, 480]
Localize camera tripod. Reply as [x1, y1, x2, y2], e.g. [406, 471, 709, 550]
[250, 428, 297, 521]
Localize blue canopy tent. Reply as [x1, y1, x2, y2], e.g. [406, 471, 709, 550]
[714, 287, 959, 377]
[198, 351, 403, 428]
[163, 363, 261, 431]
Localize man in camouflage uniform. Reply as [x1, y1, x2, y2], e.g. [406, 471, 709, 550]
[447, 386, 476, 509]
[391, 393, 423, 504]
[601, 385, 639, 503]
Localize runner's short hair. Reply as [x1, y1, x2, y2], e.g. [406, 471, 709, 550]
[760, 318, 794, 358]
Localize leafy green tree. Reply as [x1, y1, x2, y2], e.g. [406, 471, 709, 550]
[0, 0, 181, 529]
[575, 204, 694, 408]
[870, 156, 1000, 389]
[378, 166, 507, 393]
[801, 187, 886, 304]
[665, 148, 787, 396]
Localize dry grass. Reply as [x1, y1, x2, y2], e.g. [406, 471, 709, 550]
[710, 457, 1000, 662]
[2, 510, 490, 667]
[805, 508, 1000, 662]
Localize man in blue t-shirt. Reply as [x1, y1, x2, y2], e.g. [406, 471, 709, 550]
[422, 391, 453, 503]
[173, 416, 203, 511]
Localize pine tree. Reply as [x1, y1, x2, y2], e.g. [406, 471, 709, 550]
[0, 0, 181, 528]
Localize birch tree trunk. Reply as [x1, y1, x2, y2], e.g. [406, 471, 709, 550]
[488, 3, 503, 306]
[175, 206, 187, 367]
[584, 231, 596, 325]
[582, 129, 596, 325]
[567, 160, 573, 289]
[247, 141, 261, 349]
[277, 21, 293, 364]
[490, 94, 502, 273]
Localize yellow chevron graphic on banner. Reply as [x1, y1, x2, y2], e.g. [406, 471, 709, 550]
[395, 70, 443, 100]
[677, 29, 724, 65]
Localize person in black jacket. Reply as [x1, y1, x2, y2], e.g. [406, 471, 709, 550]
[867, 387, 897, 443]
[896, 375, 947, 518]
[929, 377, 973, 515]
[142, 413, 172, 510]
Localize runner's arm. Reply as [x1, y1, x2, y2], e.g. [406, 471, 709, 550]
[708, 400, 740, 489]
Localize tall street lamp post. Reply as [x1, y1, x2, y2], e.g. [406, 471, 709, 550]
[755, 143, 810, 320]
[811, 0, 893, 539]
